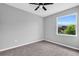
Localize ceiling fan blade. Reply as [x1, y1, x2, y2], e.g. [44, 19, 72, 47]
[44, 3, 53, 5]
[42, 6, 47, 11]
[35, 5, 40, 11]
[29, 3, 39, 5]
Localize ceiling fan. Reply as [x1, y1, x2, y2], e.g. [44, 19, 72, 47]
[29, 3, 54, 11]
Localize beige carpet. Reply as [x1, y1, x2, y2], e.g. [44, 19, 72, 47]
[0, 41, 79, 56]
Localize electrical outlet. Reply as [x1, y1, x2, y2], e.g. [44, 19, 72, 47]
[14, 40, 18, 43]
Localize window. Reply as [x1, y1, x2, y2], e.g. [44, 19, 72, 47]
[56, 13, 77, 36]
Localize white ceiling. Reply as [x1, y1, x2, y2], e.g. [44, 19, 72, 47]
[6, 3, 79, 17]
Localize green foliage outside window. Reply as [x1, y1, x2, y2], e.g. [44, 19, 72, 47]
[64, 25, 76, 35]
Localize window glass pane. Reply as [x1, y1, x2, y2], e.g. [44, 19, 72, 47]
[57, 13, 77, 36]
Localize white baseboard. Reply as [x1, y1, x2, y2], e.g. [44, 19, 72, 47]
[45, 39, 79, 50]
[1, 39, 78, 52]
[0, 39, 43, 52]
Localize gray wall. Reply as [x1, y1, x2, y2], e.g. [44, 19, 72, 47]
[44, 6, 79, 49]
[0, 4, 43, 50]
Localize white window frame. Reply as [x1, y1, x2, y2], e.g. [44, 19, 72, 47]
[56, 13, 77, 37]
